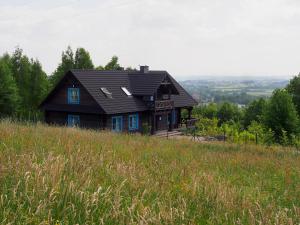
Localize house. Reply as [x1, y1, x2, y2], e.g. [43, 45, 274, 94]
[40, 66, 197, 134]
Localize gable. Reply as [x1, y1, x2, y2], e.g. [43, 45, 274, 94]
[40, 72, 105, 114]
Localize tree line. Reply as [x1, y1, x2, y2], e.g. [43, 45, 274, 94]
[192, 77, 300, 146]
[0, 46, 128, 120]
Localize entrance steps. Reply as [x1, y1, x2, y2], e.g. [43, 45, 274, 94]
[154, 130, 183, 138]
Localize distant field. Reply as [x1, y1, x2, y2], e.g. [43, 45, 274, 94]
[0, 121, 299, 224]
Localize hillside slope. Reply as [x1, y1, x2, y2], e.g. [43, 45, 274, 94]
[0, 121, 299, 224]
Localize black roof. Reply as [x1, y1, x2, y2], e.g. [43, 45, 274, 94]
[42, 69, 197, 114]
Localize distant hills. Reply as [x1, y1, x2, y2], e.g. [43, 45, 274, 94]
[179, 77, 289, 105]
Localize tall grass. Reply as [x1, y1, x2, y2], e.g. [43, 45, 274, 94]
[0, 120, 299, 224]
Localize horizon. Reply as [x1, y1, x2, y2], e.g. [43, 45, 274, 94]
[1, 0, 300, 79]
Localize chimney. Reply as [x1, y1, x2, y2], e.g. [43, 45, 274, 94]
[140, 65, 149, 73]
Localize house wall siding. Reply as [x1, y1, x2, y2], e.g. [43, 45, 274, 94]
[105, 111, 150, 133]
[47, 75, 99, 107]
[45, 111, 103, 129]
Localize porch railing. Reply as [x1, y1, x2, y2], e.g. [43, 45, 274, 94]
[154, 100, 174, 110]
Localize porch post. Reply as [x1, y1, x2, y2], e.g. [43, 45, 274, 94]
[151, 112, 156, 135]
[188, 107, 192, 120]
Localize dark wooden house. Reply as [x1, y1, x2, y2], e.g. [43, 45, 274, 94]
[40, 66, 197, 134]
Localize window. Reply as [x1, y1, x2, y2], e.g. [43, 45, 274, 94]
[128, 114, 139, 131]
[68, 115, 80, 127]
[101, 87, 112, 98]
[121, 87, 132, 96]
[68, 88, 80, 104]
[112, 116, 123, 132]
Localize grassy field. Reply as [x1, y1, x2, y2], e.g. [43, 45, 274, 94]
[0, 121, 299, 224]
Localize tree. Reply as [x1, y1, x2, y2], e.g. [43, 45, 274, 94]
[217, 102, 241, 125]
[243, 98, 266, 128]
[0, 59, 19, 117]
[10, 48, 32, 110]
[29, 59, 49, 110]
[286, 73, 300, 115]
[193, 103, 218, 119]
[74, 48, 94, 69]
[50, 46, 74, 86]
[263, 89, 299, 143]
[96, 56, 123, 70]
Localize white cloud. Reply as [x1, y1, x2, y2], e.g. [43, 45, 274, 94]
[0, 0, 300, 79]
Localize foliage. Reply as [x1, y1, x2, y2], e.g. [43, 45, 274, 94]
[196, 117, 220, 136]
[193, 103, 218, 119]
[0, 60, 19, 117]
[243, 98, 266, 127]
[29, 59, 49, 111]
[50, 46, 75, 86]
[141, 122, 151, 135]
[263, 89, 299, 143]
[74, 47, 94, 69]
[0, 48, 49, 120]
[217, 102, 242, 125]
[286, 72, 300, 115]
[97, 56, 123, 71]
[50, 46, 94, 86]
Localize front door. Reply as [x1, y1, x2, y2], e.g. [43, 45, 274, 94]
[155, 114, 168, 131]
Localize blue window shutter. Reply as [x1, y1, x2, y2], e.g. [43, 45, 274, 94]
[136, 114, 139, 129]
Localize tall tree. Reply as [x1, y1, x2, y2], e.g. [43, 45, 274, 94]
[0, 59, 19, 117]
[74, 48, 94, 69]
[263, 89, 299, 142]
[286, 73, 300, 115]
[97, 56, 123, 70]
[29, 59, 49, 110]
[10, 48, 32, 110]
[217, 102, 241, 125]
[243, 98, 266, 128]
[50, 46, 74, 86]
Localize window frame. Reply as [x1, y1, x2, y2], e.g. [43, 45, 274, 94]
[100, 87, 113, 99]
[67, 114, 80, 127]
[121, 87, 132, 96]
[128, 114, 139, 131]
[112, 116, 123, 132]
[67, 88, 80, 104]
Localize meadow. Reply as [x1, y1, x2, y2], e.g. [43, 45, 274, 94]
[0, 121, 299, 224]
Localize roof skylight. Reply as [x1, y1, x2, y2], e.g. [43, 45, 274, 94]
[121, 87, 132, 96]
[100, 87, 112, 98]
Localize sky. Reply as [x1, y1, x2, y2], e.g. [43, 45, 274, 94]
[0, 0, 299, 80]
